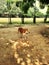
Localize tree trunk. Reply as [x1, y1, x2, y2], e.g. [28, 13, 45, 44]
[22, 15, 24, 24]
[44, 5, 49, 23]
[33, 15, 36, 23]
[33, 2, 36, 24]
[44, 15, 47, 23]
[8, 13, 12, 24]
[8, 18, 12, 24]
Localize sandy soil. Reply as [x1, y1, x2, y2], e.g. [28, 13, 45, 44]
[0, 24, 49, 65]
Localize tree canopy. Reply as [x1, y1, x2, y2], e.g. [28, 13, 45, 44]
[39, 0, 49, 4]
[16, 0, 35, 14]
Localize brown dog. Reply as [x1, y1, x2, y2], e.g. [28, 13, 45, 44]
[18, 27, 28, 38]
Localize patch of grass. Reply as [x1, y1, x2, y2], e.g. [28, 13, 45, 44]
[0, 22, 8, 24]
[24, 22, 33, 24]
[45, 21, 49, 23]
[12, 21, 22, 24]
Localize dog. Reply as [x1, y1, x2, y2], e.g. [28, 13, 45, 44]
[18, 27, 28, 39]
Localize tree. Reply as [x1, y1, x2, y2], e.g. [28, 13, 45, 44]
[0, 0, 6, 17]
[6, 0, 12, 24]
[39, 0, 49, 23]
[44, 5, 49, 22]
[7, 0, 12, 24]
[33, 5, 36, 23]
[16, 1, 24, 24]
[6, 0, 16, 24]
[16, 0, 35, 24]
[22, 0, 36, 23]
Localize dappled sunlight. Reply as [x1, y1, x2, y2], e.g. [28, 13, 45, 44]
[7, 38, 49, 65]
[0, 25, 49, 65]
[0, 18, 49, 23]
[0, 18, 8, 23]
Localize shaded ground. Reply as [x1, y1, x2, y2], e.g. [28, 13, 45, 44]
[0, 24, 49, 65]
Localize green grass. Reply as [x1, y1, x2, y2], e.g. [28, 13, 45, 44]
[0, 17, 49, 25]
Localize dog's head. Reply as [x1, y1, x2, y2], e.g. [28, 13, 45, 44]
[18, 27, 28, 34]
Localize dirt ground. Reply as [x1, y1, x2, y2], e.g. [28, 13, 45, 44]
[0, 24, 49, 65]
